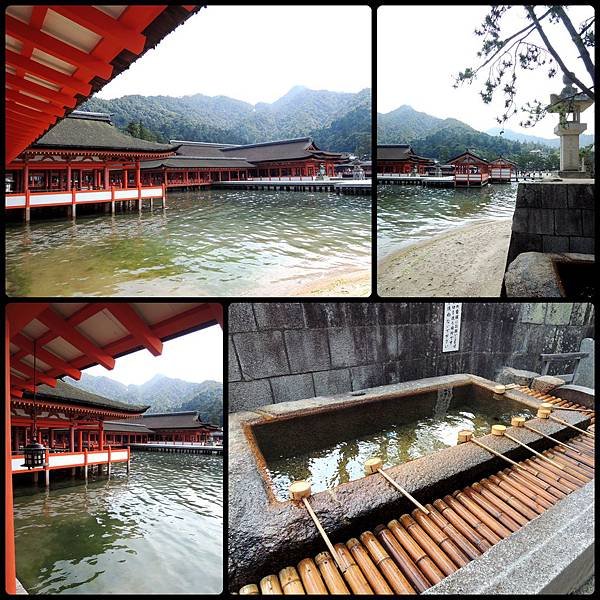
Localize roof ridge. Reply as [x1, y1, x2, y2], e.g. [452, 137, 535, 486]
[170, 140, 240, 147]
[142, 410, 198, 416]
[222, 136, 312, 150]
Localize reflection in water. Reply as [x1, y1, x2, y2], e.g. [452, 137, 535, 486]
[267, 397, 533, 500]
[6, 189, 371, 297]
[377, 183, 517, 257]
[13, 453, 222, 594]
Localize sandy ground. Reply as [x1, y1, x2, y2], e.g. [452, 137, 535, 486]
[378, 219, 512, 297]
[293, 268, 371, 296]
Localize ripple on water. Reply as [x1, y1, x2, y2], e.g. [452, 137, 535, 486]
[13, 453, 223, 594]
[6, 189, 371, 296]
[377, 183, 517, 256]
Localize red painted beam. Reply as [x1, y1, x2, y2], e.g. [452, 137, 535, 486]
[6, 73, 77, 108]
[104, 304, 163, 356]
[6, 15, 114, 80]
[6, 102, 57, 125]
[11, 360, 56, 387]
[37, 307, 116, 370]
[10, 388, 24, 398]
[209, 304, 224, 329]
[6, 89, 65, 117]
[12, 333, 81, 380]
[6, 50, 92, 96]
[5, 316, 17, 594]
[30, 304, 107, 350]
[48, 6, 146, 55]
[6, 303, 50, 337]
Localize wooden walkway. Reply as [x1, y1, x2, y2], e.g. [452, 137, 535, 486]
[377, 174, 455, 187]
[214, 179, 371, 195]
[130, 442, 223, 455]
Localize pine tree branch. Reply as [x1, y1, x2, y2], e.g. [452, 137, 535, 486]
[554, 6, 595, 85]
[525, 5, 595, 100]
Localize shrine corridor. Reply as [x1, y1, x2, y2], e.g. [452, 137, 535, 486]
[13, 452, 223, 594]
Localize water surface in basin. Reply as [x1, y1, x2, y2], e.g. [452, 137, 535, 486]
[260, 386, 533, 500]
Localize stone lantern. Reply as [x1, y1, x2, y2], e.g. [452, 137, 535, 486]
[352, 159, 365, 180]
[547, 74, 593, 178]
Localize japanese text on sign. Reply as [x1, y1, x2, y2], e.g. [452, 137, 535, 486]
[443, 303, 462, 352]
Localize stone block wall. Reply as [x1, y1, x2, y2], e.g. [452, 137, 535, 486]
[228, 302, 594, 412]
[506, 182, 595, 266]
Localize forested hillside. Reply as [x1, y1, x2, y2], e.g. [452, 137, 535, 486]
[81, 86, 372, 156]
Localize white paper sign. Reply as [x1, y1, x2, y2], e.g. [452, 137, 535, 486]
[443, 303, 462, 352]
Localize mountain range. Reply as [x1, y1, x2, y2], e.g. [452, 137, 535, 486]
[485, 127, 594, 148]
[81, 86, 372, 157]
[377, 105, 569, 165]
[64, 373, 223, 426]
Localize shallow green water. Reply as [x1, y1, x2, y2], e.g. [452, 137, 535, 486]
[265, 388, 533, 500]
[377, 183, 518, 257]
[5, 189, 371, 297]
[13, 452, 223, 594]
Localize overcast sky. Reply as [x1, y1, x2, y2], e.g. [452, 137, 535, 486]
[97, 5, 371, 104]
[85, 325, 222, 386]
[377, 5, 595, 138]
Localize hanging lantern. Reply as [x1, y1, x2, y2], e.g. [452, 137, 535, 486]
[21, 337, 46, 469]
[22, 441, 46, 469]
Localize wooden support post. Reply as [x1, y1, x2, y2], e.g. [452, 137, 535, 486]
[107, 445, 112, 477]
[127, 446, 131, 475]
[5, 315, 16, 594]
[69, 426, 75, 452]
[99, 422, 104, 451]
[84, 448, 88, 481]
[44, 447, 50, 487]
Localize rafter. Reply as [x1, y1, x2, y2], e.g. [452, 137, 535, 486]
[6, 50, 92, 96]
[6, 73, 77, 108]
[47, 6, 146, 55]
[36, 308, 116, 370]
[6, 102, 56, 126]
[104, 304, 163, 356]
[6, 89, 65, 117]
[11, 361, 56, 387]
[6, 15, 113, 80]
[7, 303, 50, 337]
[209, 304, 224, 329]
[12, 333, 81, 380]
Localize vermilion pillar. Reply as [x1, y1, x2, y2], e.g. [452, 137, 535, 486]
[69, 426, 75, 452]
[5, 316, 16, 594]
[78, 429, 83, 451]
[99, 422, 104, 451]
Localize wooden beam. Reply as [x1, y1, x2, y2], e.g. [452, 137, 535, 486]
[6, 101, 57, 125]
[6, 72, 77, 108]
[10, 374, 36, 393]
[209, 304, 224, 329]
[104, 304, 163, 356]
[37, 308, 116, 370]
[12, 333, 81, 380]
[6, 89, 65, 117]
[5, 49, 92, 96]
[6, 303, 50, 338]
[11, 360, 56, 387]
[47, 6, 146, 55]
[6, 15, 114, 80]
[5, 316, 17, 594]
